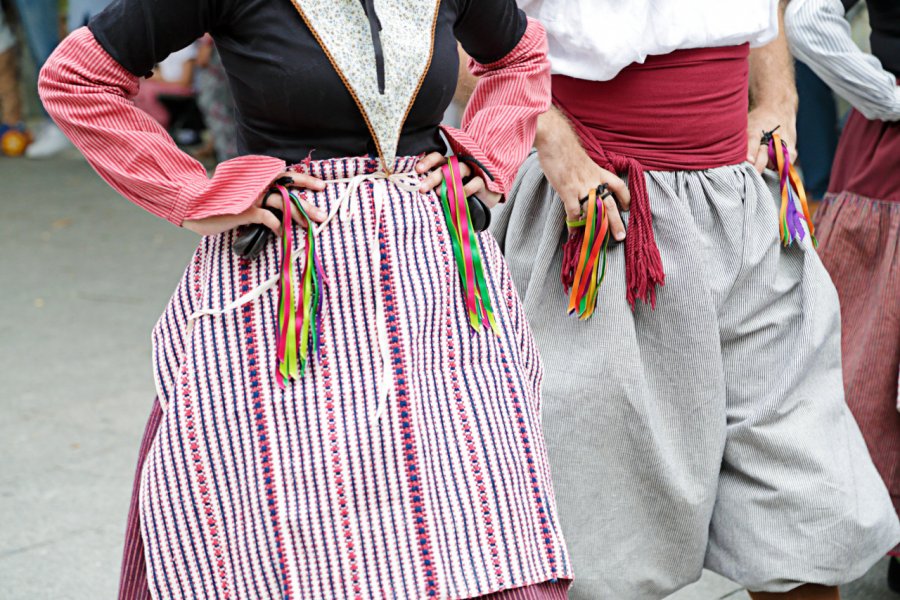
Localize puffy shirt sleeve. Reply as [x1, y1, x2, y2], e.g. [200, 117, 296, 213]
[441, 12, 551, 196]
[38, 27, 285, 226]
[786, 0, 900, 122]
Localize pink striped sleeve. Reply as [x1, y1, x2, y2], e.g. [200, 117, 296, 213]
[39, 28, 285, 226]
[441, 18, 550, 196]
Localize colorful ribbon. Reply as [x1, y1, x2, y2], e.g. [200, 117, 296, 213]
[275, 185, 326, 388]
[439, 155, 499, 334]
[766, 130, 817, 248]
[561, 185, 611, 320]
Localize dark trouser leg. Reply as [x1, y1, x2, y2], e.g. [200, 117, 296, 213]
[795, 60, 839, 200]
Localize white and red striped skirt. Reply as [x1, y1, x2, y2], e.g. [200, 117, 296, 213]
[129, 156, 571, 599]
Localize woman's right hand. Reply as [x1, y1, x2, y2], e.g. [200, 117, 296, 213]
[183, 171, 328, 236]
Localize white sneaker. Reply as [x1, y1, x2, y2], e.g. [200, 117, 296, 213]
[25, 122, 72, 159]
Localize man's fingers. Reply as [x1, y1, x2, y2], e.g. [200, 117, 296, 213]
[563, 195, 584, 224]
[746, 137, 758, 165]
[603, 174, 630, 210]
[603, 195, 626, 241]
[752, 145, 769, 174]
[787, 144, 799, 164]
[415, 151, 446, 174]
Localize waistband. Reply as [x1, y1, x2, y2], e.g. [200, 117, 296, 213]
[551, 45, 750, 310]
[285, 155, 421, 180]
[552, 44, 750, 171]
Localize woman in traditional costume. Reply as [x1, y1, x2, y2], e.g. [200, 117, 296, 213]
[38, 1, 570, 598]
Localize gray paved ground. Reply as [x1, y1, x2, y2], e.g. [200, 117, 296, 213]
[0, 153, 895, 599]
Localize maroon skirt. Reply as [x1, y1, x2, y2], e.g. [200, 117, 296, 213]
[815, 108, 900, 554]
[117, 400, 572, 599]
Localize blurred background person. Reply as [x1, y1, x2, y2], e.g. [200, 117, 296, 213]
[193, 34, 237, 162]
[794, 60, 839, 201]
[131, 40, 198, 132]
[787, 0, 900, 592]
[8, 0, 61, 157]
[9, 0, 111, 159]
[67, 0, 111, 32]
[793, 1, 871, 204]
[0, 3, 29, 156]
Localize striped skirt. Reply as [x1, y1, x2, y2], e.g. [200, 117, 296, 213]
[132, 156, 571, 599]
[814, 108, 900, 544]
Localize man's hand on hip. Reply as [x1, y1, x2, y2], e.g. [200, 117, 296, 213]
[536, 108, 630, 241]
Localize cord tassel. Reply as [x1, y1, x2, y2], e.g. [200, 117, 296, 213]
[561, 227, 585, 291]
[565, 186, 610, 320]
[767, 130, 817, 247]
[439, 155, 499, 334]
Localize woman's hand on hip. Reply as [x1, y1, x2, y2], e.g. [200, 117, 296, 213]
[183, 171, 327, 236]
[415, 152, 503, 208]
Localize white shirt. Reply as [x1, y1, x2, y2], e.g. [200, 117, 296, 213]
[517, 0, 780, 81]
[786, 0, 900, 122]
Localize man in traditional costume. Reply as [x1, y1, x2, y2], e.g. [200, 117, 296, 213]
[493, 1, 900, 598]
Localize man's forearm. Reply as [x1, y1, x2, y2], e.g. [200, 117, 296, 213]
[748, 1, 798, 114]
[535, 106, 588, 164]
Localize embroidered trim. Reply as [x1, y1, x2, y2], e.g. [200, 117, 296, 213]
[285, 0, 441, 171]
[397, 0, 442, 158]
[288, 0, 387, 168]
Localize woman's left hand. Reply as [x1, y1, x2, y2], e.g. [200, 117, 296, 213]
[416, 152, 503, 208]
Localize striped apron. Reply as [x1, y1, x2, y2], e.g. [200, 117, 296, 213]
[138, 156, 571, 599]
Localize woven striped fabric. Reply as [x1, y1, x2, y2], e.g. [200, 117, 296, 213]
[142, 155, 570, 599]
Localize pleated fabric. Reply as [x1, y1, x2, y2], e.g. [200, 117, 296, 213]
[815, 193, 900, 554]
[139, 155, 570, 600]
[493, 152, 900, 599]
[814, 104, 900, 556]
